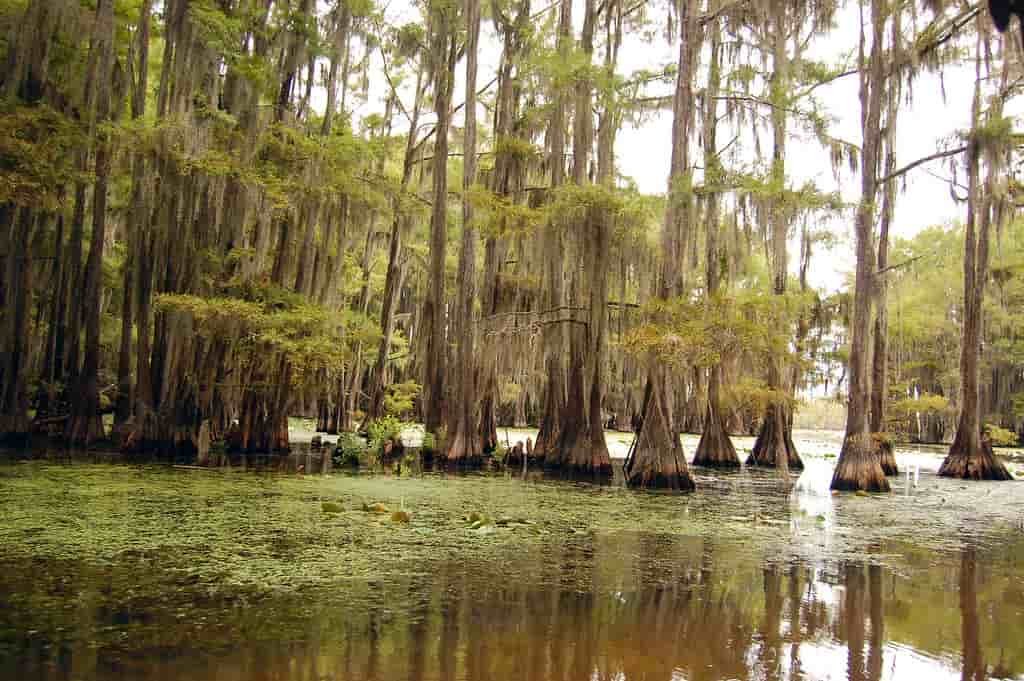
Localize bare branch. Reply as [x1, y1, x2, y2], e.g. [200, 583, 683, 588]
[875, 145, 968, 187]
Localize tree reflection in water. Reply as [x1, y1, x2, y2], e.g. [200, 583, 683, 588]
[2, 537, 1023, 680]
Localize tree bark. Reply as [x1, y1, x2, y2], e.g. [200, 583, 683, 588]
[0, 207, 35, 444]
[532, 0, 572, 464]
[692, 17, 739, 469]
[939, 53, 1012, 481]
[67, 0, 117, 447]
[749, 0, 801, 471]
[366, 68, 426, 426]
[626, 0, 698, 490]
[422, 4, 456, 436]
[114, 0, 153, 438]
[831, 0, 890, 492]
[868, 11, 901, 477]
[445, 0, 483, 465]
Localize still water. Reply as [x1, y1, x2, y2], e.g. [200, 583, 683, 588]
[1, 432, 1023, 681]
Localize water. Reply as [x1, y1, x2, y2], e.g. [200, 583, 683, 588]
[1, 432, 1023, 681]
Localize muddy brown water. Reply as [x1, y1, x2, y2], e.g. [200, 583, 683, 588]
[1, 431, 1023, 681]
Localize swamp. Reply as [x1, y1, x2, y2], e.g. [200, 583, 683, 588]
[2, 433, 1024, 680]
[4, 0, 1024, 677]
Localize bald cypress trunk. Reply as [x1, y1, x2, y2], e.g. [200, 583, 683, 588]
[366, 70, 425, 426]
[114, 0, 152, 438]
[532, 0, 572, 464]
[749, 0, 801, 471]
[831, 0, 890, 492]
[423, 3, 456, 437]
[691, 17, 739, 469]
[939, 56, 1012, 481]
[66, 0, 117, 447]
[445, 0, 482, 465]
[625, 0, 697, 490]
[0, 207, 35, 444]
[551, 0, 610, 476]
[868, 12, 902, 477]
[477, 0, 530, 454]
[321, 2, 351, 137]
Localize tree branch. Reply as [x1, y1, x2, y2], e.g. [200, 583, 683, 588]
[875, 145, 967, 186]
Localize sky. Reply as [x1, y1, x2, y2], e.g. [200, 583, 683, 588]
[351, 0, 1008, 293]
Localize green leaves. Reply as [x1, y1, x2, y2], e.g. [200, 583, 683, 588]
[625, 290, 801, 371]
[0, 104, 82, 208]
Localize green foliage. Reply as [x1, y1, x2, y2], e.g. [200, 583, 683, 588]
[188, 0, 244, 58]
[366, 416, 404, 455]
[985, 424, 1019, 448]
[891, 393, 951, 417]
[154, 279, 379, 391]
[0, 105, 81, 208]
[466, 184, 544, 237]
[626, 290, 800, 370]
[722, 377, 792, 414]
[384, 380, 420, 417]
[332, 432, 368, 467]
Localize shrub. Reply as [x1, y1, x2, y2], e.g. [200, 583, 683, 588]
[332, 432, 367, 467]
[985, 424, 1019, 448]
[367, 416, 404, 454]
[384, 380, 421, 418]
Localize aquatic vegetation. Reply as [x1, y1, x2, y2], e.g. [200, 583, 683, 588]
[2, 455, 1024, 680]
[2, 457, 1023, 600]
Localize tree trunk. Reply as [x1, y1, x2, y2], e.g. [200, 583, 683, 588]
[869, 12, 902, 477]
[550, 0, 610, 477]
[477, 0, 530, 453]
[831, 0, 890, 492]
[114, 0, 152, 438]
[939, 65, 1012, 481]
[749, 0, 801, 471]
[422, 6, 456, 436]
[0, 207, 35, 445]
[366, 68, 425, 425]
[626, 0, 697, 490]
[624, 372, 694, 490]
[445, 0, 483, 466]
[691, 18, 739, 469]
[67, 0, 117, 447]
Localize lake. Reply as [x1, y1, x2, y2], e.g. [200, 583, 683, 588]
[1, 430, 1023, 681]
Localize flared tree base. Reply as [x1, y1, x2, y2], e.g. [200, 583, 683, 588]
[692, 420, 741, 468]
[830, 432, 891, 492]
[626, 464, 695, 491]
[549, 421, 613, 479]
[624, 378, 695, 492]
[444, 430, 484, 469]
[65, 413, 106, 449]
[876, 436, 899, 476]
[938, 434, 1013, 480]
[747, 415, 804, 469]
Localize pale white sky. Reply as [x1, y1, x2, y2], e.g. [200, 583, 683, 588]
[351, 0, 1011, 293]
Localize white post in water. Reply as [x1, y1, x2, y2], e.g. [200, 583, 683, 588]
[905, 464, 920, 492]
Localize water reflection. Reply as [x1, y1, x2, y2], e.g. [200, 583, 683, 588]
[2, 538, 1022, 681]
